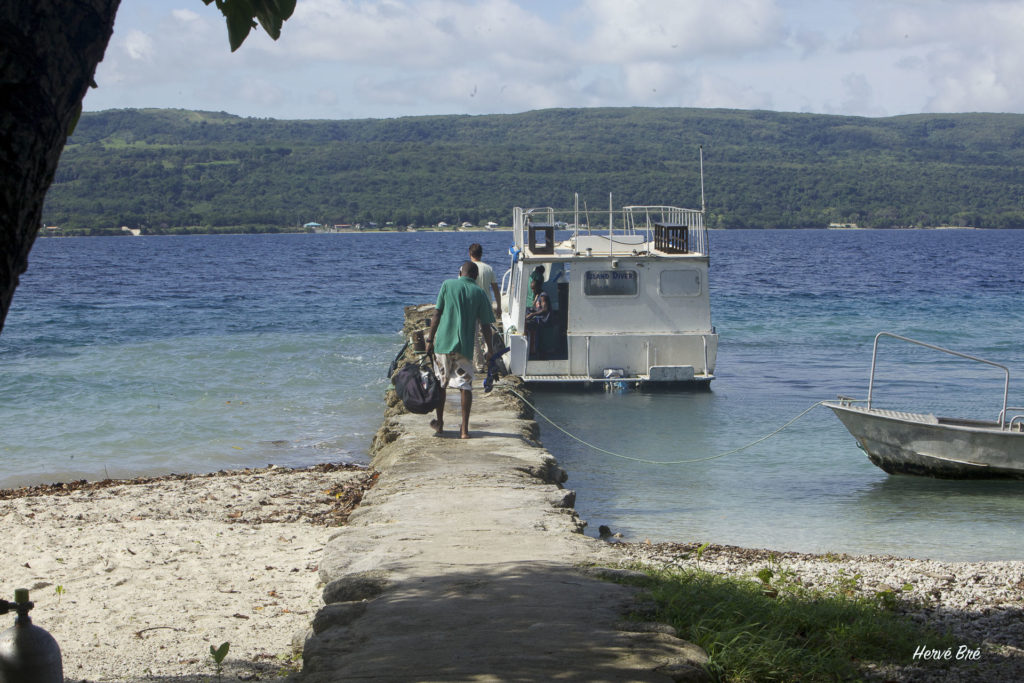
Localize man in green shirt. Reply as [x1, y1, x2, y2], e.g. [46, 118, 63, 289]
[424, 261, 496, 439]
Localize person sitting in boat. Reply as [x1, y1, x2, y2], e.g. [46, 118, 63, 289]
[527, 266, 545, 307]
[525, 277, 551, 357]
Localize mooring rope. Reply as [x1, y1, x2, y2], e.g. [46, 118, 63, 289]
[504, 387, 827, 465]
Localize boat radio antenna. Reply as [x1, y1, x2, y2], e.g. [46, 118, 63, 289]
[699, 145, 706, 214]
[574, 192, 580, 241]
[608, 192, 613, 233]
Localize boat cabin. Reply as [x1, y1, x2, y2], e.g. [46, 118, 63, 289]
[498, 202, 717, 385]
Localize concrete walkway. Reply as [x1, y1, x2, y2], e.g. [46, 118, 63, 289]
[297, 380, 709, 682]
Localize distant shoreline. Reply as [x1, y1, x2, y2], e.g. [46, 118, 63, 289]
[37, 225, 998, 238]
[37, 227, 515, 238]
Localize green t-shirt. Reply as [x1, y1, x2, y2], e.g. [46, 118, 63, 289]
[434, 276, 495, 357]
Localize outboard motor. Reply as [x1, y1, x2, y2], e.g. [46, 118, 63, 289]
[0, 589, 63, 683]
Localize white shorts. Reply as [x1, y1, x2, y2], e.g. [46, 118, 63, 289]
[436, 352, 475, 392]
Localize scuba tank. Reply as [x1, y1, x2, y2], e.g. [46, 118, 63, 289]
[0, 589, 63, 683]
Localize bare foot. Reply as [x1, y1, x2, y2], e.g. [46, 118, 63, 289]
[460, 431, 471, 439]
[430, 418, 444, 436]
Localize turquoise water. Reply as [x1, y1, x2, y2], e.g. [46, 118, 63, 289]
[3, 230, 1022, 560]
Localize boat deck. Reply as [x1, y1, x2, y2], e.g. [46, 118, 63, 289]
[521, 373, 715, 384]
[860, 407, 939, 424]
[831, 401, 1023, 430]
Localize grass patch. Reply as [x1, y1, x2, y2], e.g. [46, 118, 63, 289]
[620, 562, 960, 682]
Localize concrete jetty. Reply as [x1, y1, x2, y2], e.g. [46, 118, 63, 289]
[297, 306, 709, 682]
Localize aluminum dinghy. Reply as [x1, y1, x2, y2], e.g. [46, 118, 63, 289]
[825, 332, 1024, 479]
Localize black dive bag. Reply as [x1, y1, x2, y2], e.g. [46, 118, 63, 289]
[391, 357, 445, 414]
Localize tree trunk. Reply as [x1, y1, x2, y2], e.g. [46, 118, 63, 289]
[0, 1, 120, 333]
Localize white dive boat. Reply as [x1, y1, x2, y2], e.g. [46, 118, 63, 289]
[825, 332, 1024, 479]
[497, 177, 717, 386]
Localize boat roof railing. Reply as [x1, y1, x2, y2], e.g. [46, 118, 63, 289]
[512, 201, 708, 258]
[868, 332, 1012, 427]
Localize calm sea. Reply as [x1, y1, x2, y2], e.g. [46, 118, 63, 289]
[3, 230, 1022, 561]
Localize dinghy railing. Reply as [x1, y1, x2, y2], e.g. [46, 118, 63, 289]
[868, 331, 1012, 428]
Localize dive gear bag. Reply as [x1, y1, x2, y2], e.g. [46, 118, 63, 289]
[391, 356, 445, 414]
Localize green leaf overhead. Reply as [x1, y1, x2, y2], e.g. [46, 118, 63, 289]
[254, 0, 297, 40]
[203, 0, 296, 51]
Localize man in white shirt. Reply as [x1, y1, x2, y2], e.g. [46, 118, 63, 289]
[469, 243, 501, 370]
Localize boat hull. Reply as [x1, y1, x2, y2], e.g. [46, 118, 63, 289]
[826, 402, 1024, 480]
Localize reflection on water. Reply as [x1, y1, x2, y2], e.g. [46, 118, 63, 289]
[532, 380, 1024, 562]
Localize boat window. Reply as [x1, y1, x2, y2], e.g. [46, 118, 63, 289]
[660, 269, 702, 296]
[584, 269, 638, 296]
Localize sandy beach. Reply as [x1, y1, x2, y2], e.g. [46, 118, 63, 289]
[0, 464, 375, 682]
[2, 456, 1022, 682]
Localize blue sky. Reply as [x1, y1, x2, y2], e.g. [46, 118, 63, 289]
[83, 0, 1024, 120]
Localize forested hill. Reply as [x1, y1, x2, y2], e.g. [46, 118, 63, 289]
[44, 107, 1024, 233]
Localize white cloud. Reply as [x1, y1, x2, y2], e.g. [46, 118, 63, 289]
[91, 4, 242, 102]
[622, 62, 677, 99]
[693, 72, 774, 111]
[82, 0, 1024, 119]
[123, 30, 155, 61]
[170, 8, 201, 23]
[924, 49, 1013, 113]
[262, 0, 579, 115]
[281, 0, 558, 68]
[834, 73, 886, 117]
[838, 0, 1024, 113]
[577, 0, 785, 61]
